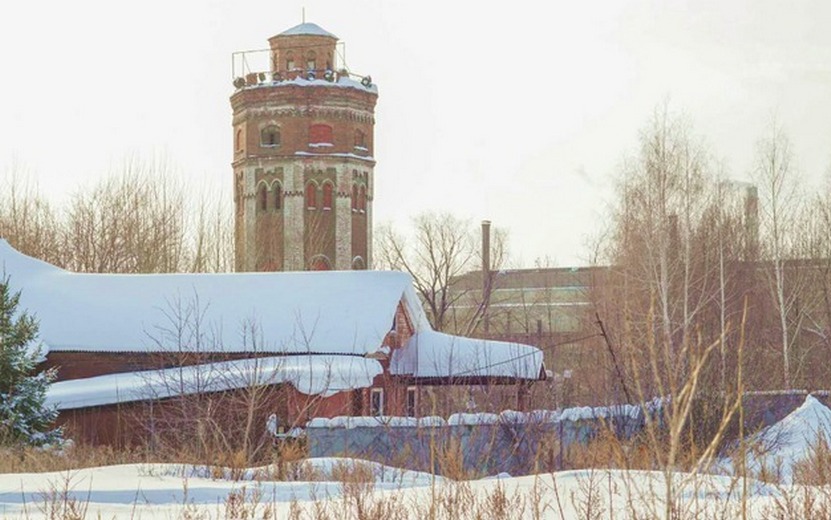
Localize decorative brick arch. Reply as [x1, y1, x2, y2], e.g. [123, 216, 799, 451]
[322, 181, 334, 210]
[309, 254, 332, 271]
[260, 125, 280, 147]
[273, 182, 283, 210]
[257, 183, 268, 212]
[305, 181, 318, 209]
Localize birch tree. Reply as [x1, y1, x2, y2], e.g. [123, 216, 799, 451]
[751, 124, 802, 389]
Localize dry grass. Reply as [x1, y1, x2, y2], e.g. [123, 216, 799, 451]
[15, 423, 831, 519]
[0, 443, 151, 474]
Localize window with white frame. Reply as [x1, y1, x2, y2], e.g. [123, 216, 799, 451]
[370, 388, 384, 416]
[406, 387, 417, 417]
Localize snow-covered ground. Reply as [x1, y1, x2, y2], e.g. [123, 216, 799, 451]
[4, 396, 831, 518]
[0, 458, 441, 519]
[0, 460, 810, 519]
[733, 394, 831, 484]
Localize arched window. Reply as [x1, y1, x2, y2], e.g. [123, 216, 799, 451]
[352, 257, 366, 270]
[286, 52, 295, 70]
[351, 185, 358, 212]
[358, 186, 367, 213]
[235, 129, 243, 151]
[309, 124, 333, 144]
[306, 51, 316, 71]
[305, 182, 317, 209]
[354, 129, 365, 148]
[260, 126, 280, 147]
[273, 183, 282, 210]
[309, 255, 331, 271]
[322, 182, 333, 210]
[258, 184, 268, 212]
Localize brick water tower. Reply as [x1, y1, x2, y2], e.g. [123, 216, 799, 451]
[230, 22, 378, 271]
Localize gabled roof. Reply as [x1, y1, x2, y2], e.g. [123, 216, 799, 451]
[276, 22, 338, 39]
[0, 240, 429, 355]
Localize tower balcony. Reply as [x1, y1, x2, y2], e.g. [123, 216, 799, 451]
[231, 48, 376, 94]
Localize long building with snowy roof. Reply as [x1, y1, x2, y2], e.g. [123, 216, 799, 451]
[0, 240, 544, 446]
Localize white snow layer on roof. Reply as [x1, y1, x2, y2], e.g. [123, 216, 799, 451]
[744, 395, 831, 483]
[46, 355, 383, 410]
[0, 240, 428, 355]
[389, 330, 543, 380]
[254, 75, 378, 94]
[277, 22, 337, 39]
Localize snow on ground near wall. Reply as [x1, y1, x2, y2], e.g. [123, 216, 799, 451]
[46, 355, 383, 410]
[0, 462, 796, 519]
[390, 330, 544, 380]
[737, 395, 831, 483]
[0, 239, 426, 355]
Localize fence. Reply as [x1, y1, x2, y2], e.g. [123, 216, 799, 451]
[306, 405, 649, 476]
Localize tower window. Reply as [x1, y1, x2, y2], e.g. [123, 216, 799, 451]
[258, 184, 268, 212]
[286, 51, 295, 70]
[306, 51, 316, 71]
[260, 126, 280, 147]
[359, 186, 367, 213]
[309, 124, 333, 144]
[273, 183, 282, 210]
[235, 129, 243, 151]
[322, 182, 333, 210]
[354, 130, 366, 148]
[305, 182, 318, 209]
[351, 185, 358, 212]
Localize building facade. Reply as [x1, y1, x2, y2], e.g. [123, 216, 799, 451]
[231, 22, 377, 272]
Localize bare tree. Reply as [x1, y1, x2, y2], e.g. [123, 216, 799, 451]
[751, 123, 803, 389]
[375, 212, 507, 334]
[596, 106, 746, 519]
[63, 157, 188, 273]
[0, 165, 64, 266]
[188, 189, 235, 273]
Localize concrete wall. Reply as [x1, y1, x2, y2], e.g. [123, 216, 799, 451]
[308, 414, 644, 476]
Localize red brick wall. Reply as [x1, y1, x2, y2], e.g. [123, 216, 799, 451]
[268, 33, 338, 78]
[231, 85, 376, 161]
[57, 383, 361, 448]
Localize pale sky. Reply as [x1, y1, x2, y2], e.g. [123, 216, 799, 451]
[1, 1, 830, 267]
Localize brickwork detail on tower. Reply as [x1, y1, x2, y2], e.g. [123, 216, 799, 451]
[231, 22, 377, 272]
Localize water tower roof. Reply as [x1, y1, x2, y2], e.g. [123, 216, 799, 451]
[277, 22, 338, 39]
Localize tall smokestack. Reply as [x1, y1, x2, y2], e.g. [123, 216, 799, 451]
[482, 220, 491, 277]
[482, 220, 491, 334]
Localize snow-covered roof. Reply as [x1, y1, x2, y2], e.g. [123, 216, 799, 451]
[276, 22, 337, 39]
[46, 355, 383, 410]
[743, 395, 831, 483]
[389, 330, 544, 381]
[0, 240, 428, 355]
